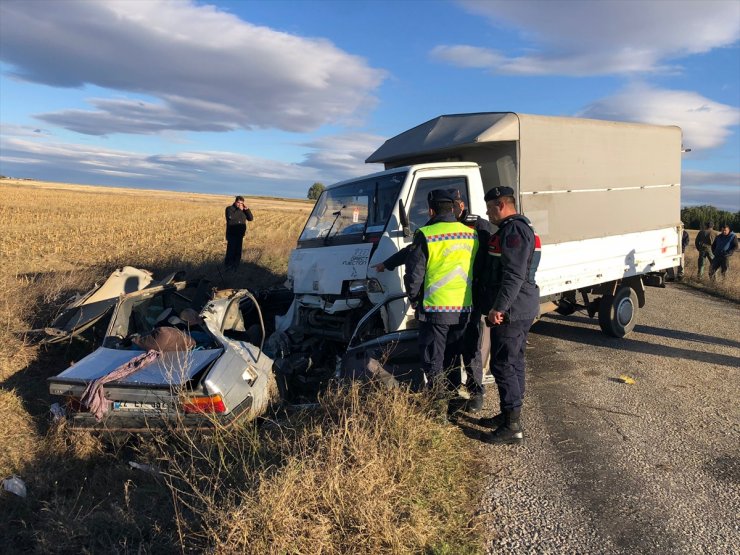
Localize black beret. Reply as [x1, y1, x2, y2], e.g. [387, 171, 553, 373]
[484, 186, 515, 202]
[427, 188, 456, 204]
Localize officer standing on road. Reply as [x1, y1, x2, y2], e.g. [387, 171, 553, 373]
[224, 195, 254, 271]
[477, 186, 540, 445]
[404, 189, 478, 395]
[373, 190, 491, 408]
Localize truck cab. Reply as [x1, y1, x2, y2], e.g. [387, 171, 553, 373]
[286, 162, 490, 339]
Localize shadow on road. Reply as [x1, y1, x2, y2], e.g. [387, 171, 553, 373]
[532, 316, 740, 369]
[546, 313, 740, 350]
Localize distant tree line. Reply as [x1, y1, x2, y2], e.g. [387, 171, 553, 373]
[681, 205, 740, 230]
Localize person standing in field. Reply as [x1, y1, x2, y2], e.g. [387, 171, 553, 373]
[224, 195, 253, 271]
[694, 222, 717, 277]
[709, 224, 738, 278]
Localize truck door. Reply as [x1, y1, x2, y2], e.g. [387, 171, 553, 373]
[405, 174, 471, 234]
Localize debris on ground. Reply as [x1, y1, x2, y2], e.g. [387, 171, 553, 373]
[2, 475, 27, 498]
[128, 461, 159, 475]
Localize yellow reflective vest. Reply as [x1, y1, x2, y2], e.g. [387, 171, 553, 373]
[419, 221, 478, 312]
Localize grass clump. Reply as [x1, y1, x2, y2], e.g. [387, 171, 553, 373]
[160, 383, 483, 554]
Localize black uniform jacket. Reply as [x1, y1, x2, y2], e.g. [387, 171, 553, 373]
[225, 204, 254, 239]
[478, 214, 540, 322]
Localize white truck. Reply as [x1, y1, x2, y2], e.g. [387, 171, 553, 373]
[261, 113, 683, 397]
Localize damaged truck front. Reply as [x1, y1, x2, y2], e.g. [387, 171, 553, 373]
[267, 112, 685, 392]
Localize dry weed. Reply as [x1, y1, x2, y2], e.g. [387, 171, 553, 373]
[161, 382, 482, 554]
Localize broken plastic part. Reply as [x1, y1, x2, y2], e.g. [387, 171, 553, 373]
[2, 475, 27, 498]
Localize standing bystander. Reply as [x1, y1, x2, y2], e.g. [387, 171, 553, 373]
[224, 196, 253, 271]
[709, 224, 738, 278]
[694, 222, 717, 277]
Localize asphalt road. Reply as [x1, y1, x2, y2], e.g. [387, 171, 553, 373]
[467, 283, 740, 554]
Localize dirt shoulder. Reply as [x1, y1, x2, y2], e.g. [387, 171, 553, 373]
[473, 283, 739, 554]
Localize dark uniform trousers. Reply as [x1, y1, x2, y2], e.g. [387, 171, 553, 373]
[461, 311, 489, 395]
[490, 318, 534, 411]
[418, 316, 468, 390]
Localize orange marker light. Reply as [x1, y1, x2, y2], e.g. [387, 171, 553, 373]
[182, 394, 226, 414]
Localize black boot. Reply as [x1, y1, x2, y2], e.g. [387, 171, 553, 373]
[465, 392, 484, 413]
[478, 412, 504, 429]
[481, 410, 523, 445]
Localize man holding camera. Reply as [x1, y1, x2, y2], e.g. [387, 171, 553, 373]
[224, 195, 254, 271]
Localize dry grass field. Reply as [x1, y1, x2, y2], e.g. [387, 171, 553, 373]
[0, 180, 483, 554]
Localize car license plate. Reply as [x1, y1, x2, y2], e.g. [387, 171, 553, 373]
[113, 401, 172, 412]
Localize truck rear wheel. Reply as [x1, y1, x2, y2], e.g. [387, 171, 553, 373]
[598, 286, 638, 338]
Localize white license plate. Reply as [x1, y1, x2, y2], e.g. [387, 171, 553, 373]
[113, 401, 172, 412]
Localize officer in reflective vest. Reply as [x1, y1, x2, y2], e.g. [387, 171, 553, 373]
[404, 189, 479, 392]
[477, 186, 541, 445]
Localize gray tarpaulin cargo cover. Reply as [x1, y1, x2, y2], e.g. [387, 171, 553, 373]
[367, 112, 682, 244]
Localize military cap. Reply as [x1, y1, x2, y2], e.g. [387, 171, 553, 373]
[427, 188, 456, 204]
[484, 186, 515, 202]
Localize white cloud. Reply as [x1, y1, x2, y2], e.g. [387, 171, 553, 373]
[433, 0, 740, 75]
[299, 133, 387, 177]
[0, 124, 50, 138]
[0, 135, 317, 193]
[0, 130, 388, 196]
[681, 170, 740, 211]
[579, 84, 740, 150]
[430, 46, 506, 69]
[0, 0, 385, 135]
[682, 170, 740, 188]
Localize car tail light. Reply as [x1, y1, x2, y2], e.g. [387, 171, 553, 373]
[182, 394, 226, 414]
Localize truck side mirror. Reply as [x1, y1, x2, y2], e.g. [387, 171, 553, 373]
[398, 199, 411, 238]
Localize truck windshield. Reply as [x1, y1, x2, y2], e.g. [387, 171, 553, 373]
[299, 171, 407, 245]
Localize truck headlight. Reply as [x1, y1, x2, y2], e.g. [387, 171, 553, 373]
[347, 279, 384, 295]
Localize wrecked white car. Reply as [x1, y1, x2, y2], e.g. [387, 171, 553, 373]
[38, 266, 155, 344]
[48, 280, 279, 431]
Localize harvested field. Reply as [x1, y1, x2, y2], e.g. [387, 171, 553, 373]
[0, 180, 483, 554]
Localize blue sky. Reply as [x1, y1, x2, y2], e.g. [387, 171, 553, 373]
[1, 0, 739, 210]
